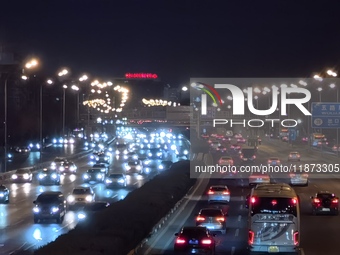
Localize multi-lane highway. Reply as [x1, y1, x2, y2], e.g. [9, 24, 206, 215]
[140, 137, 340, 255]
[0, 135, 189, 255]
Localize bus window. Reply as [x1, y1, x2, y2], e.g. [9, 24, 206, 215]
[250, 197, 297, 217]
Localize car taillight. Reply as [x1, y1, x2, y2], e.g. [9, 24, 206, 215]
[297, 155, 300, 157]
[223, 191, 230, 195]
[302, 174, 308, 178]
[201, 239, 212, 245]
[313, 198, 320, 203]
[291, 198, 298, 205]
[240, 155, 243, 158]
[250, 197, 256, 203]
[248, 230, 254, 245]
[176, 238, 186, 244]
[268, 160, 272, 163]
[290, 174, 295, 177]
[293, 231, 299, 246]
[216, 217, 225, 222]
[196, 216, 205, 221]
[230, 160, 234, 164]
[208, 190, 214, 194]
[277, 160, 280, 163]
[332, 199, 338, 203]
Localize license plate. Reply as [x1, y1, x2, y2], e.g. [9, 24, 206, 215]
[257, 178, 262, 181]
[207, 226, 215, 229]
[268, 246, 279, 253]
[322, 208, 331, 211]
[189, 240, 199, 245]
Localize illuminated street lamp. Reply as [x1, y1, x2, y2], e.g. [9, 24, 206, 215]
[62, 85, 67, 137]
[317, 87, 322, 102]
[182, 86, 188, 91]
[71, 85, 80, 127]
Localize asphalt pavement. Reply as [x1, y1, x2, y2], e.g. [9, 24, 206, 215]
[140, 137, 340, 255]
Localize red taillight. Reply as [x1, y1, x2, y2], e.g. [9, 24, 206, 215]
[201, 239, 212, 245]
[293, 231, 299, 246]
[196, 216, 205, 221]
[216, 217, 225, 222]
[208, 190, 214, 195]
[252, 155, 256, 159]
[290, 174, 295, 177]
[313, 198, 320, 203]
[176, 238, 186, 244]
[240, 155, 243, 158]
[223, 191, 230, 195]
[230, 160, 234, 164]
[250, 197, 256, 203]
[332, 199, 338, 204]
[248, 230, 254, 245]
[268, 160, 272, 163]
[292, 198, 298, 204]
[277, 160, 281, 163]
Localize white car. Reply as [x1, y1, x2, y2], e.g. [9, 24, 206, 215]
[11, 169, 33, 183]
[207, 185, 230, 203]
[288, 152, 301, 161]
[289, 171, 308, 186]
[125, 160, 143, 174]
[267, 157, 281, 166]
[67, 187, 95, 207]
[249, 174, 271, 186]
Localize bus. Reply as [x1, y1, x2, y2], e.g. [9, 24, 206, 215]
[247, 183, 300, 254]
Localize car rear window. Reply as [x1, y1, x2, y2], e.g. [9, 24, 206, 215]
[210, 187, 227, 191]
[200, 209, 223, 217]
[73, 189, 90, 194]
[317, 193, 335, 199]
[181, 228, 206, 238]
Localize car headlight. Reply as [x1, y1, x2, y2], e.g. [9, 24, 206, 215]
[183, 150, 188, 155]
[118, 178, 125, 183]
[69, 138, 75, 144]
[29, 143, 34, 148]
[77, 212, 86, 220]
[105, 179, 112, 184]
[158, 165, 164, 170]
[51, 162, 56, 167]
[0, 193, 4, 197]
[51, 174, 58, 179]
[33, 207, 40, 213]
[85, 142, 89, 146]
[125, 165, 131, 170]
[145, 168, 150, 173]
[123, 150, 128, 154]
[83, 174, 89, 179]
[51, 207, 59, 213]
[53, 139, 57, 144]
[85, 195, 93, 202]
[90, 155, 94, 159]
[11, 174, 17, 179]
[7, 154, 12, 158]
[123, 155, 128, 159]
[67, 195, 75, 203]
[136, 165, 142, 170]
[97, 174, 103, 179]
[23, 174, 30, 179]
[36, 144, 40, 149]
[59, 166, 65, 171]
[148, 153, 152, 157]
[38, 174, 44, 179]
[116, 150, 120, 154]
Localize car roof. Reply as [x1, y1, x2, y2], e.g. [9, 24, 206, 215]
[209, 185, 228, 189]
[39, 191, 63, 196]
[269, 157, 279, 159]
[199, 208, 223, 213]
[290, 152, 299, 154]
[181, 226, 207, 232]
[317, 191, 332, 194]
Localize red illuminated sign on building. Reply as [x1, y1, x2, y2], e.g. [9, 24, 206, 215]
[125, 73, 158, 79]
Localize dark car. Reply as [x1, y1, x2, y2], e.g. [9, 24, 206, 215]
[105, 173, 127, 188]
[311, 191, 339, 215]
[58, 161, 77, 174]
[83, 168, 105, 183]
[174, 226, 216, 254]
[76, 201, 110, 221]
[33, 191, 67, 223]
[14, 146, 30, 153]
[38, 169, 61, 185]
[195, 208, 227, 234]
[158, 160, 173, 171]
[10, 169, 33, 183]
[0, 185, 10, 203]
[92, 163, 109, 175]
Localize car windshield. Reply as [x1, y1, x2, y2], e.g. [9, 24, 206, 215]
[93, 164, 105, 168]
[108, 174, 124, 178]
[200, 209, 223, 217]
[128, 161, 139, 165]
[150, 149, 160, 152]
[221, 157, 231, 160]
[73, 189, 91, 194]
[88, 169, 101, 173]
[37, 195, 60, 203]
[117, 144, 126, 148]
[210, 187, 227, 191]
[181, 228, 207, 238]
[16, 169, 29, 174]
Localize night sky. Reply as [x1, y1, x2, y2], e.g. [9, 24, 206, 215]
[1, 1, 340, 85]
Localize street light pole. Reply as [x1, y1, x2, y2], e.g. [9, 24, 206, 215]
[77, 92, 80, 128]
[39, 84, 43, 163]
[4, 78, 8, 173]
[62, 86, 66, 137]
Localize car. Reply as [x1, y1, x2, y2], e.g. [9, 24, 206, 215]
[210, 141, 221, 149]
[248, 173, 271, 186]
[11, 169, 33, 183]
[124, 152, 138, 160]
[288, 152, 301, 161]
[14, 146, 30, 153]
[83, 169, 105, 183]
[218, 156, 233, 166]
[67, 187, 95, 207]
[230, 144, 241, 150]
[267, 157, 281, 166]
[158, 160, 173, 170]
[38, 169, 61, 185]
[58, 161, 77, 174]
[96, 153, 110, 164]
[311, 192, 339, 215]
[51, 157, 68, 169]
[237, 137, 246, 143]
[147, 148, 165, 159]
[0, 185, 10, 203]
[216, 146, 227, 152]
[125, 160, 143, 174]
[289, 170, 308, 186]
[105, 173, 127, 188]
[76, 201, 110, 221]
[332, 145, 340, 152]
[33, 191, 67, 223]
[207, 185, 230, 203]
[196, 208, 227, 234]
[174, 226, 216, 254]
[92, 163, 109, 175]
